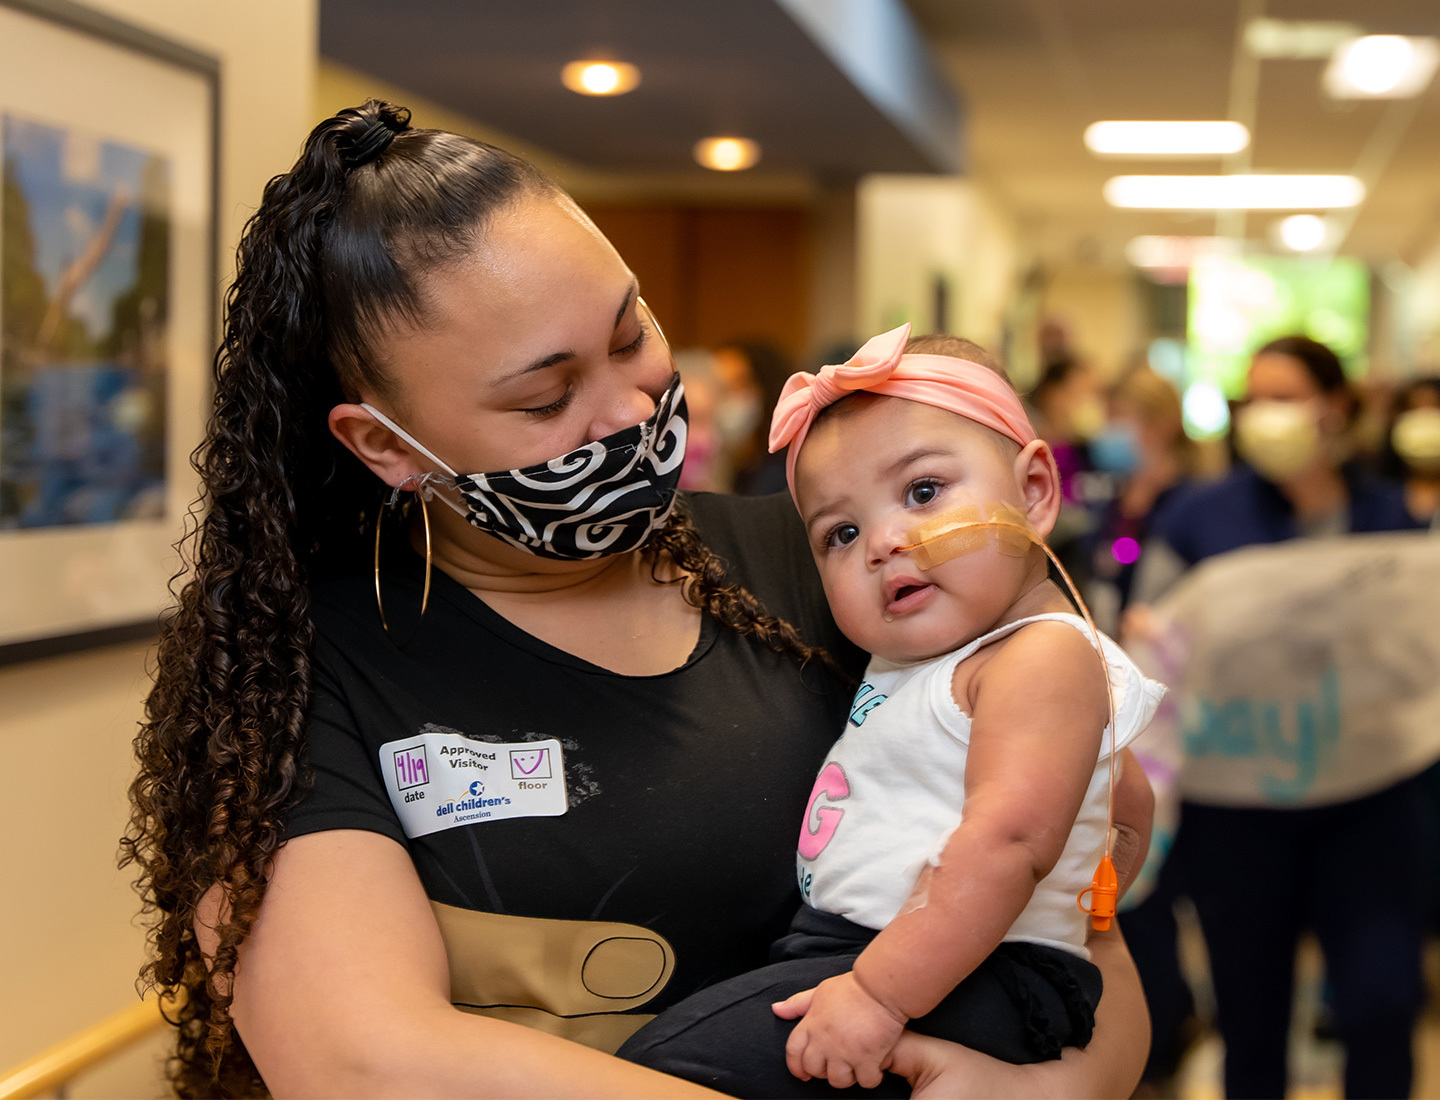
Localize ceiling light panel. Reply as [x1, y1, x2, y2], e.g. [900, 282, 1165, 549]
[1324, 35, 1440, 99]
[1245, 18, 1361, 59]
[1084, 121, 1250, 158]
[1124, 236, 1226, 270]
[1104, 175, 1365, 210]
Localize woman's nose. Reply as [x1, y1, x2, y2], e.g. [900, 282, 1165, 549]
[586, 382, 657, 443]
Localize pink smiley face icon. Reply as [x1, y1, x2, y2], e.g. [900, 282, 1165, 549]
[510, 747, 552, 780]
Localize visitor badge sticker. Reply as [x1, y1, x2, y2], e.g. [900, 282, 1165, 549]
[380, 732, 567, 837]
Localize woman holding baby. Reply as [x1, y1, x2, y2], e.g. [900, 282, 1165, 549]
[125, 101, 1154, 1098]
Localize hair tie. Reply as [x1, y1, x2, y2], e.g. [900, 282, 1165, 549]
[342, 106, 410, 169]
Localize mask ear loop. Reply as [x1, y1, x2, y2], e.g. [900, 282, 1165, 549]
[374, 474, 434, 645]
[899, 511, 1121, 931]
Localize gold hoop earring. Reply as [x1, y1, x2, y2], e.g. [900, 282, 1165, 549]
[374, 483, 432, 641]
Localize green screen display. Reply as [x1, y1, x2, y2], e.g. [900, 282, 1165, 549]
[1187, 254, 1370, 398]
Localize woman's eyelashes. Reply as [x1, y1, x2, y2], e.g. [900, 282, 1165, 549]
[613, 325, 648, 358]
[519, 386, 574, 419]
[517, 324, 650, 418]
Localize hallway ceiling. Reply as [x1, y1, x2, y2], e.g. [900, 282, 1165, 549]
[905, 0, 1440, 264]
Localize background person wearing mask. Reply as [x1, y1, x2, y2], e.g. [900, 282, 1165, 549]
[1130, 335, 1428, 1100]
[1382, 376, 1440, 527]
[1086, 366, 1196, 634]
[715, 339, 794, 496]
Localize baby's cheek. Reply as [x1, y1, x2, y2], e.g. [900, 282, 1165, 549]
[824, 576, 882, 651]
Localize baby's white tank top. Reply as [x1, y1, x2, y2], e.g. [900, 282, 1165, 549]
[797, 613, 1164, 959]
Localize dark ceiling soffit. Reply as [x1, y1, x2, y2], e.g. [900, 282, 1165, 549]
[319, 0, 963, 178]
[774, 0, 963, 174]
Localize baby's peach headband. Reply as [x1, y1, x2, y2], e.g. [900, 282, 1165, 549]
[768, 322, 1037, 496]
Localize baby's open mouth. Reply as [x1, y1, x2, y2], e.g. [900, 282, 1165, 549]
[885, 579, 938, 614]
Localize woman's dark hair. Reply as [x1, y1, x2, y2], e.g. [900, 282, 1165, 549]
[121, 100, 831, 1098]
[1254, 335, 1349, 396]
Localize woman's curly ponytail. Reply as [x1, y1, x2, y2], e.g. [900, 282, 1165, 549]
[122, 101, 552, 1097]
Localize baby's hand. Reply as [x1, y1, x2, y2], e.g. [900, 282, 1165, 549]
[772, 972, 908, 1089]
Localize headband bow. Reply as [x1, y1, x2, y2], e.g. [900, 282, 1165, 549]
[768, 323, 1037, 496]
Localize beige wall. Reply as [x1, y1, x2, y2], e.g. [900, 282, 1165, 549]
[0, 1, 318, 1095]
[856, 174, 1020, 355]
[1038, 266, 1146, 381]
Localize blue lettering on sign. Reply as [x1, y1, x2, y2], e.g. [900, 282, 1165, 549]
[849, 683, 888, 727]
[1182, 667, 1341, 801]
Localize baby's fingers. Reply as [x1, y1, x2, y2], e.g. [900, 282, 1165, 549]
[826, 1059, 858, 1089]
[855, 1060, 886, 1090]
[785, 1020, 813, 1080]
[772, 987, 816, 1020]
[800, 1042, 832, 1084]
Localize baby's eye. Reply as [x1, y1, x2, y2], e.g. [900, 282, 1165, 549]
[825, 522, 860, 549]
[904, 479, 943, 507]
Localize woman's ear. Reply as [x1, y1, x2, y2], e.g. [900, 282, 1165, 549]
[328, 403, 430, 489]
[1014, 439, 1063, 539]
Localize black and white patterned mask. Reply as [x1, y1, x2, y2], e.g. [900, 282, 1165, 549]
[362, 375, 687, 560]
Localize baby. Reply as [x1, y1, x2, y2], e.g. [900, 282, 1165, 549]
[620, 324, 1163, 1097]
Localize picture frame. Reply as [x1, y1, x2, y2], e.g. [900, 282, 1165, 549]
[0, 0, 219, 664]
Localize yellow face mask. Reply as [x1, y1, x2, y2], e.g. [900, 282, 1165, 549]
[898, 501, 1122, 931]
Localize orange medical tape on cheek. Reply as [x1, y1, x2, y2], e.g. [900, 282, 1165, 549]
[901, 502, 1040, 568]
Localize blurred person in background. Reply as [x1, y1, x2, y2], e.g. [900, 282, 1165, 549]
[1130, 334, 1428, 1100]
[1086, 366, 1196, 633]
[1030, 355, 1105, 596]
[717, 339, 795, 496]
[1030, 355, 1105, 504]
[1383, 376, 1440, 527]
[672, 349, 727, 492]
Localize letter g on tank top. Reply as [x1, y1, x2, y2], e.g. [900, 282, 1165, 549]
[797, 613, 1164, 958]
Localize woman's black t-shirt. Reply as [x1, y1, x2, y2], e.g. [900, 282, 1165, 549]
[286, 491, 865, 1015]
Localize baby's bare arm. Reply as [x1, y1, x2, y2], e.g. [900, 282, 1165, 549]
[852, 622, 1109, 1020]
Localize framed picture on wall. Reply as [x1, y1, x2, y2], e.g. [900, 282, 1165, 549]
[0, 0, 218, 662]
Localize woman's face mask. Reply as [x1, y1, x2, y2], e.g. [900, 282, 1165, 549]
[363, 374, 688, 561]
[1089, 421, 1141, 475]
[1393, 407, 1440, 474]
[1234, 399, 1321, 482]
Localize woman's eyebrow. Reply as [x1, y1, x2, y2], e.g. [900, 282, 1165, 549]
[615, 280, 638, 327]
[495, 281, 640, 387]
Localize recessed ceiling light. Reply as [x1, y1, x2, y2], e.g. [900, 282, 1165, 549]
[1085, 121, 1250, 158]
[693, 137, 761, 172]
[1275, 214, 1329, 252]
[1104, 175, 1365, 210]
[1324, 35, 1440, 98]
[561, 60, 641, 97]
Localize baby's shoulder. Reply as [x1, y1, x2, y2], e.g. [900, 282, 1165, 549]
[953, 617, 1108, 714]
